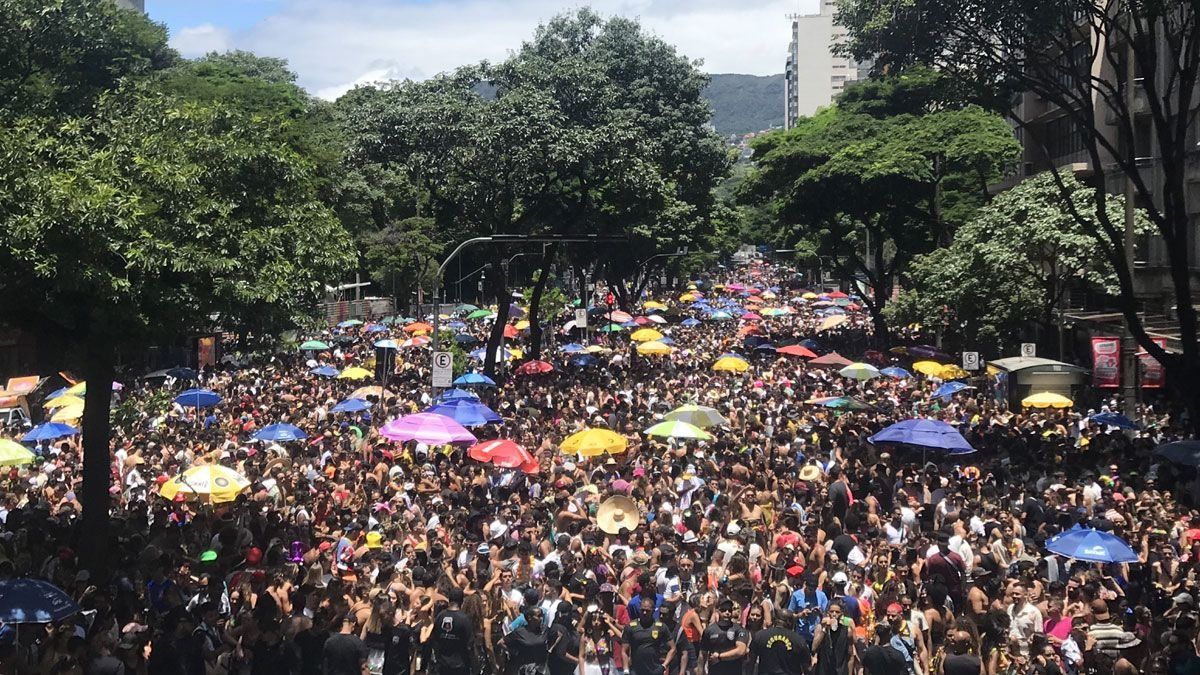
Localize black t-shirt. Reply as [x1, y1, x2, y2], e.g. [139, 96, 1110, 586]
[504, 627, 549, 672]
[831, 534, 855, 562]
[860, 645, 908, 675]
[547, 625, 579, 675]
[942, 653, 983, 675]
[700, 621, 750, 675]
[322, 633, 368, 675]
[383, 623, 413, 675]
[623, 621, 669, 675]
[87, 655, 125, 675]
[293, 628, 329, 675]
[433, 609, 475, 671]
[749, 626, 809, 675]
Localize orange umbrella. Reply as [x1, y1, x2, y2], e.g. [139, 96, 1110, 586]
[404, 322, 433, 334]
[503, 325, 519, 339]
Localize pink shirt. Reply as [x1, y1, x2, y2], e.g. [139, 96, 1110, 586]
[1044, 615, 1073, 641]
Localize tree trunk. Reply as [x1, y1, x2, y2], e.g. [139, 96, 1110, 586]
[483, 258, 511, 378]
[527, 247, 554, 361]
[79, 340, 115, 581]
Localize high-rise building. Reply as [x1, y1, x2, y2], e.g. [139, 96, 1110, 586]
[113, 0, 144, 12]
[783, 0, 861, 128]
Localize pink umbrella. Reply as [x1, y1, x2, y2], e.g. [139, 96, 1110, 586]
[468, 439, 534, 469]
[605, 310, 633, 323]
[741, 312, 763, 321]
[380, 413, 476, 445]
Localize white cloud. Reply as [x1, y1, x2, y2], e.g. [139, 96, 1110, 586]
[170, 23, 234, 58]
[166, 0, 820, 99]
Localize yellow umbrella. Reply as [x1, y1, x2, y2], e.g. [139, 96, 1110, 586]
[514, 320, 530, 330]
[712, 356, 750, 373]
[561, 428, 628, 457]
[760, 290, 777, 300]
[337, 367, 373, 380]
[679, 293, 697, 302]
[509, 347, 525, 360]
[159, 464, 251, 504]
[817, 315, 848, 332]
[65, 381, 87, 396]
[1022, 392, 1074, 409]
[636, 341, 673, 356]
[44, 394, 84, 410]
[643, 301, 668, 310]
[51, 404, 84, 423]
[630, 328, 664, 343]
[584, 345, 611, 354]
[0, 440, 35, 467]
[912, 361, 944, 377]
[937, 364, 969, 380]
[802, 292, 818, 300]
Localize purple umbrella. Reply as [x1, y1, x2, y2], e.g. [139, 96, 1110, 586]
[380, 413, 476, 445]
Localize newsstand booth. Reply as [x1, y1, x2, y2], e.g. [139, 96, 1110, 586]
[988, 356, 1089, 408]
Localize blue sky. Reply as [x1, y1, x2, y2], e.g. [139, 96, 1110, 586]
[147, 0, 817, 99]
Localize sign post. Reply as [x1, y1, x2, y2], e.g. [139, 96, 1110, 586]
[962, 351, 980, 371]
[432, 351, 453, 389]
[1020, 343, 1037, 358]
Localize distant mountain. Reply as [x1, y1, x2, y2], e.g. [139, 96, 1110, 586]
[703, 73, 785, 136]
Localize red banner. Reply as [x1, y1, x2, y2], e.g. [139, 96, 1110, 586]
[1139, 337, 1168, 388]
[1091, 336, 1121, 388]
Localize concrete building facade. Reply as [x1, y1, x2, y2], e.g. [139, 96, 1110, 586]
[783, 0, 861, 128]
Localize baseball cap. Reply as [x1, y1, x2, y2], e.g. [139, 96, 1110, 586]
[199, 550, 218, 563]
[365, 532, 383, 550]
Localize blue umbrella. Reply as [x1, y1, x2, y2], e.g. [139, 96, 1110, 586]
[1090, 412, 1139, 430]
[755, 343, 778, 353]
[174, 389, 221, 408]
[0, 579, 79, 623]
[252, 423, 308, 442]
[933, 381, 973, 400]
[880, 366, 912, 379]
[1155, 440, 1200, 466]
[331, 398, 373, 413]
[680, 318, 701, 327]
[454, 334, 480, 345]
[869, 419, 975, 454]
[659, 336, 676, 345]
[425, 399, 502, 427]
[447, 321, 467, 330]
[453, 373, 497, 388]
[570, 354, 599, 368]
[438, 388, 480, 402]
[21, 422, 79, 443]
[560, 343, 586, 354]
[364, 324, 388, 333]
[469, 347, 511, 361]
[310, 365, 339, 377]
[799, 339, 821, 350]
[336, 319, 362, 328]
[374, 339, 400, 350]
[44, 387, 69, 400]
[1045, 526, 1138, 563]
[508, 304, 526, 318]
[620, 321, 639, 328]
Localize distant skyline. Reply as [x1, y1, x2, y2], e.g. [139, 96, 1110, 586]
[148, 0, 815, 100]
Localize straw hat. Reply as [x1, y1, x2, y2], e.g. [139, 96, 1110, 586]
[596, 495, 641, 535]
[798, 465, 824, 482]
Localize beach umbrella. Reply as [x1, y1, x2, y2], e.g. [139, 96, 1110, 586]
[514, 320, 531, 331]
[599, 324, 625, 333]
[310, 365, 340, 378]
[1090, 412, 1139, 430]
[630, 328, 663, 342]
[455, 303, 480, 313]
[839, 362, 881, 381]
[438, 388, 480, 402]
[337, 367, 373, 380]
[404, 322, 433, 334]
[605, 311, 633, 323]
[252, 423, 308, 443]
[869, 419, 974, 454]
[350, 386, 394, 400]
[643, 301, 668, 310]
[560, 343, 586, 354]
[144, 367, 198, 381]
[817, 315, 848, 332]
[160, 464, 251, 504]
[453, 373, 497, 388]
[937, 364, 970, 380]
[469, 347, 513, 361]
[644, 420, 713, 441]
[880, 366, 912, 379]
[777, 344, 818, 359]
[331, 398, 372, 413]
[561, 428, 628, 457]
[1155, 440, 1200, 466]
[822, 396, 874, 410]
[912, 361, 945, 377]
[468, 439, 533, 469]
[934, 381, 973, 399]
[21, 423, 79, 443]
[374, 339, 400, 350]
[569, 354, 599, 368]
[466, 309, 493, 320]
[712, 356, 750, 373]
[637, 341, 673, 356]
[0, 579, 79, 624]
[0, 440, 35, 466]
[503, 325, 520, 339]
[425, 399, 502, 427]
[364, 324, 388, 333]
[707, 311, 733, 321]
[174, 389, 222, 408]
[645, 314, 667, 325]
[453, 334, 480, 346]
[64, 381, 121, 396]
[1045, 527, 1138, 563]
[337, 319, 363, 328]
[809, 352, 853, 368]
[664, 404, 727, 428]
[584, 345, 611, 354]
[1021, 392, 1073, 409]
[44, 394, 84, 410]
[741, 312, 763, 321]
[401, 336, 430, 348]
[514, 360, 554, 376]
[299, 340, 330, 351]
[381, 413, 476, 445]
[680, 318, 701, 328]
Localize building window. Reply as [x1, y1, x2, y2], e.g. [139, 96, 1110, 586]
[1044, 115, 1086, 160]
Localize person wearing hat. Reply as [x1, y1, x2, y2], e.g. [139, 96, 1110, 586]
[701, 598, 750, 675]
[1086, 599, 1138, 662]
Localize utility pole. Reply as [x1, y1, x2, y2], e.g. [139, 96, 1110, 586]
[1121, 36, 1139, 420]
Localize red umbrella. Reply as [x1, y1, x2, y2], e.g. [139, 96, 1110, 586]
[605, 311, 633, 323]
[468, 439, 533, 468]
[633, 316, 650, 325]
[519, 458, 540, 474]
[503, 324, 519, 339]
[828, 290, 849, 299]
[778, 345, 818, 358]
[515, 360, 554, 376]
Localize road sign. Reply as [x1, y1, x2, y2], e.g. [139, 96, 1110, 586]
[962, 351, 981, 371]
[574, 308, 588, 329]
[432, 351, 453, 388]
[1021, 342, 1037, 358]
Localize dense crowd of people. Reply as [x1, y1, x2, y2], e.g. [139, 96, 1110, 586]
[1, 262, 1198, 675]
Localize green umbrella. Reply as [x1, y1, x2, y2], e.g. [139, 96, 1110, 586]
[599, 324, 625, 333]
[299, 340, 330, 351]
[663, 404, 728, 429]
[455, 303, 480, 313]
[466, 309, 493, 320]
[643, 420, 713, 440]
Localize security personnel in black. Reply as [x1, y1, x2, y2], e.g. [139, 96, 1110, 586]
[750, 609, 810, 675]
[701, 599, 750, 675]
[622, 608, 669, 675]
[431, 588, 475, 675]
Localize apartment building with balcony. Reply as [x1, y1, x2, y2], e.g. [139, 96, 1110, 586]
[784, 0, 863, 128]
